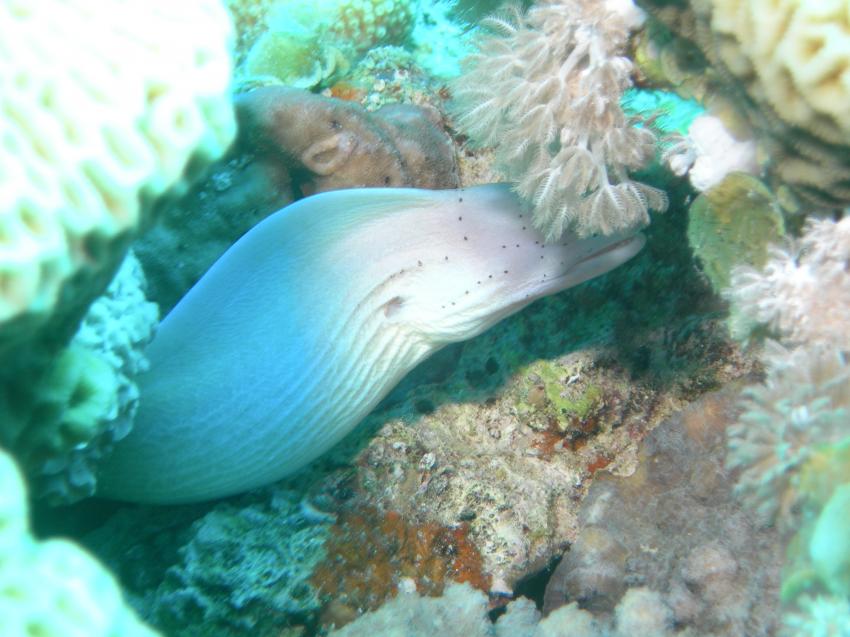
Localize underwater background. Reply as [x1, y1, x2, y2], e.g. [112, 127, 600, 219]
[1, 0, 849, 635]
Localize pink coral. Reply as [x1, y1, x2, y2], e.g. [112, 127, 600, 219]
[450, 0, 666, 240]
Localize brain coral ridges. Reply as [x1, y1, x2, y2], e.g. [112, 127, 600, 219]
[0, 0, 236, 358]
[637, 0, 850, 210]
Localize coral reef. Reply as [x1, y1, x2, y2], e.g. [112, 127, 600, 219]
[325, 577, 733, 636]
[135, 86, 459, 311]
[0, 252, 158, 503]
[0, 447, 159, 636]
[0, 0, 235, 359]
[75, 172, 749, 634]
[542, 386, 782, 636]
[229, 0, 415, 89]
[311, 244, 752, 594]
[326, 582, 492, 637]
[636, 0, 850, 211]
[450, 0, 667, 239]
[83, 487, 331, 637]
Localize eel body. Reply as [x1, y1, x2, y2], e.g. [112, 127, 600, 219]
[98, 185, 644, 503]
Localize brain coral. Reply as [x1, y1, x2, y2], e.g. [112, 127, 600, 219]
[639, 0, 850, 209]
[0, 447, 160, 636]
[710, 0, 850, 142]
[0, 0, 235, 353]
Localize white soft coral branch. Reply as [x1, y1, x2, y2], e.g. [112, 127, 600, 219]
[451, 0, 666, 240]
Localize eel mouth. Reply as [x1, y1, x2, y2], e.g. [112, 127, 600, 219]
[575, 234, 645, 266]
[541, 232, 646, 295]
[498, 232, 645, 320]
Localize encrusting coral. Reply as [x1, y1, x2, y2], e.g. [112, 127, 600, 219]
[312, 506, 489, 625]
[236, 86, 459, 194]
[0, 447, 160, 636]
[450, 0, 667, 240]
[686, 172, 785, 294]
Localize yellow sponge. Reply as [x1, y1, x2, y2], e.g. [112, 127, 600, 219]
[0, 0, 235, 344]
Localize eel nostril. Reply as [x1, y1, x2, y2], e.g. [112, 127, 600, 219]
[383, 296, 405, 318]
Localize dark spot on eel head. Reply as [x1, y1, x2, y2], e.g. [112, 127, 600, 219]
[382, 296, 404, 318]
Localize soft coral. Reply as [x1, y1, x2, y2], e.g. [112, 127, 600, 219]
[450, 0, 666, 240]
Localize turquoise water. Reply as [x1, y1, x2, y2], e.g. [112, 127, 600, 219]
[2, 1, 849, 635]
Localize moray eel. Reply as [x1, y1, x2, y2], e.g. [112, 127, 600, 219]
[98, 185, 645, 503]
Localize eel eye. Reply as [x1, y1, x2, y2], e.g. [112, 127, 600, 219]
[383, 296, 405, 318]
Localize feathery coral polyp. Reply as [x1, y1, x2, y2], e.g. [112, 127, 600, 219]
[451, 0, 666, 240]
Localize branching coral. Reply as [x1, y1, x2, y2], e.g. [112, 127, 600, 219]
[450, 0, 667, 240]
[151, 487, 331, 636]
